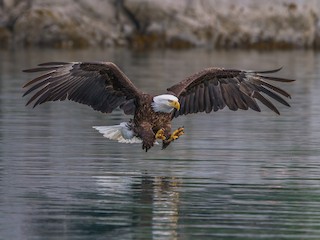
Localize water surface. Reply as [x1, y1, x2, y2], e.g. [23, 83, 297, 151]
[1, 48, 320, 239]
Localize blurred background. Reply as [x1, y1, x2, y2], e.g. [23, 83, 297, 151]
[1, 1, 320, 240]
[1, 0, 320, 50]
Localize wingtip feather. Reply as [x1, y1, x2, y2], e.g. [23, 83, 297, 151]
[248, 66, 283, 74]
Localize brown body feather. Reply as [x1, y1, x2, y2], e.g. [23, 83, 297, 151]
[22, 62, 294, 151]
[133, 94, 172, 151]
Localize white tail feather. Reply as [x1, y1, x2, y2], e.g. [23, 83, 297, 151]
[93, 123, 142, 144]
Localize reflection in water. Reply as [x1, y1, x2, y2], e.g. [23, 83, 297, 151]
[95, 174, 181, 240]
[1, 48, 320, 239]
[153, 176, 180, 240]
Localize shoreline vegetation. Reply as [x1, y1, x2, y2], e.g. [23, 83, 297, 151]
[0, 0, 319, 50]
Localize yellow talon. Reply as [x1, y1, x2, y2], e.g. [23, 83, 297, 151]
[168, 127, 184, 141]
[173, 127, 184, 137]
[155, 128, 166, 140]
[171, 135, 179, 140]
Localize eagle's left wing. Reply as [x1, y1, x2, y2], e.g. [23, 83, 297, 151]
[167, 67, 294, 118]
[22, 62, 142, 115]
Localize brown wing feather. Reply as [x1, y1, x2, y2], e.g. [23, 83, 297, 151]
[22, 62, 141, 114]
[167, 67, 294, 118]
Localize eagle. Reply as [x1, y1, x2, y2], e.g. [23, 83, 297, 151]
[22, 62, 294, 151]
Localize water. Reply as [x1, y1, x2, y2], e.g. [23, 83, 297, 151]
[1, 48, 320, 239]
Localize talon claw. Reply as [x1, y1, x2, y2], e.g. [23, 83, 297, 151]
[168, 127, 185, 142]
[176, 127, 184, 137]
[155, 128, 166, 140]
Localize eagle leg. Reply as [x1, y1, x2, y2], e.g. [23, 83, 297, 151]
[162, 127, 184, 149]
[155, 128, 166, 140]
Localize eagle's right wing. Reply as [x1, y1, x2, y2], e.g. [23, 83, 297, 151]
[167, 67, 295, 118]
[23, 62, 142, 115]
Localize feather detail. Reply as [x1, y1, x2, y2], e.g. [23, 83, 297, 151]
[168, 67, 294, 118]
[93, 123, 142, 144]
[22, 62, 141, 115]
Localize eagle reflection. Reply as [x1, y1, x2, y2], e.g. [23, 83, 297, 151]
[96, 174, 181, 239]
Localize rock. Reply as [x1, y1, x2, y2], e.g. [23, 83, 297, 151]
[12, 0, 119, 48]
[0, 0, 319, 49]
[122, 0, 320, 49]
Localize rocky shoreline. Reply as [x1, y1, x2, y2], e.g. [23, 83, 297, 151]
[0, 0, 319, 49]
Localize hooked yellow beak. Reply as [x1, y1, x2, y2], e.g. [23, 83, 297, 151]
[170, 100, 180, 111]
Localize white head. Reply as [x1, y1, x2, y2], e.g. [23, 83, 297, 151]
[152, 94, 180, 113]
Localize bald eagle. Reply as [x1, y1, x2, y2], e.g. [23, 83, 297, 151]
[23, 62, 294, 151]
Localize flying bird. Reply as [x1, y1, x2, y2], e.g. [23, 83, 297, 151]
[22, 62, 294, 151]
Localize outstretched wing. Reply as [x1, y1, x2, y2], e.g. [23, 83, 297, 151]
[167, 67, 294, 118]
[23, 62, 142, 114]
